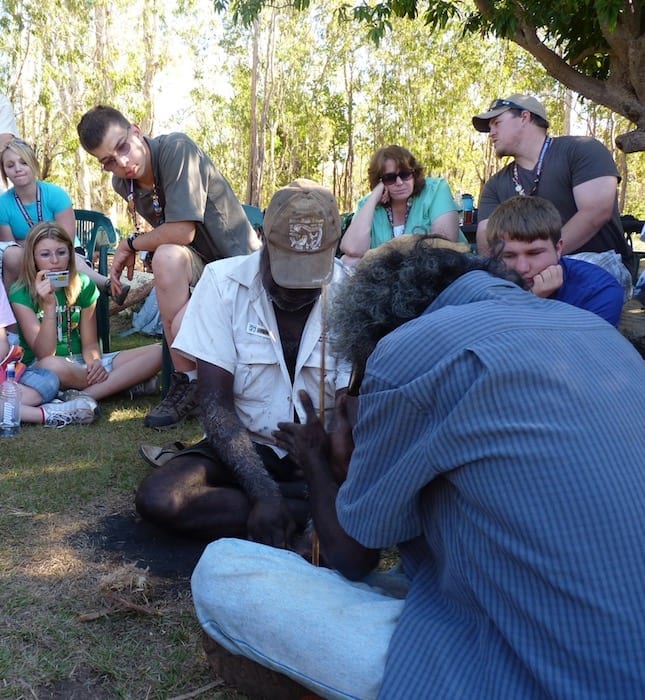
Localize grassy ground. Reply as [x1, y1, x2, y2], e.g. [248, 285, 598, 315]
[0, 327, 245, 700]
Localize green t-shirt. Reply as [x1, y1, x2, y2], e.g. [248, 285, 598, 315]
[9, 272, 100, 364]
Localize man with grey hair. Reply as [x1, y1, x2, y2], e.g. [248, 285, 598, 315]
[191, 235, 645, 699]
[473, 94, 631, 276]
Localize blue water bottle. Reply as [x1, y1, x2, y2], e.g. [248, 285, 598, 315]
[0, 362, 21, 437]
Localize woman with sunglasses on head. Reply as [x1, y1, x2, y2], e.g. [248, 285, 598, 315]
[0, 138, 128, 304]
[340, 145, 461, 266]
[9, 222, 162, 404]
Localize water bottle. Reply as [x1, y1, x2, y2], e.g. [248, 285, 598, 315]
[0, 362, 21, 437]
[462, 194, 475, 225]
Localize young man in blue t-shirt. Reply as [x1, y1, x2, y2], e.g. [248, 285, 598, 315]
[486, 195, 624, 326]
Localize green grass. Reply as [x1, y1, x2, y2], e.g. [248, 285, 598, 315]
[0, 330, 245, 700]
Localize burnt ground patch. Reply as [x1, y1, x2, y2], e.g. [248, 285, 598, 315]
[70, 508, 208, 582]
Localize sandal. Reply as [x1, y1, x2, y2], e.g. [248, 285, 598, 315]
[139, 441, 186, 469]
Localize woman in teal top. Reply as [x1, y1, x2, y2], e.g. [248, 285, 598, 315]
[340, 145, 461, 266]
[10, 222, 161, 402]
[0, 138, 127, 304]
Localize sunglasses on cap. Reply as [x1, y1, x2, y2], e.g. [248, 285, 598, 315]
[489, 99, 528, 112]
[380, 169, 415, 186]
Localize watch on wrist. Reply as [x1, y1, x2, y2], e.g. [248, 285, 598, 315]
[126, 233, 138, 253]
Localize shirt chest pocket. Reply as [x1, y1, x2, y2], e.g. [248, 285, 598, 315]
[236, 323, 277, 366]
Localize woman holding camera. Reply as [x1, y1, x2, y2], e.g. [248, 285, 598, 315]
[0, 138, 127, 303]
[9, 222, 161, 402]
[340, 145, 461, 266]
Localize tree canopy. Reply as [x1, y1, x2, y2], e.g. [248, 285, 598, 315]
[0, 0, 643, 223]
[218, 0, 645, 153]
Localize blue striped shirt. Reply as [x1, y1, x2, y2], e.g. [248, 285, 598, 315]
[337, 271, 645, 699]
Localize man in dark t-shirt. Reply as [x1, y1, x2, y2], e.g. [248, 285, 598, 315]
[472, 94, 630, 269]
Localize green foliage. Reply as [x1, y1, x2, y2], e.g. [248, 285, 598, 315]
[214, 0, 645, 156]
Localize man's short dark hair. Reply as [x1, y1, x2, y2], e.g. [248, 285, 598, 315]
[77, 105, 130, 151]
[487, 196, 563, 255]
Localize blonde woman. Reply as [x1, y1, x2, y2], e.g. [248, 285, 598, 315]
[0, 138, 128, 304]
[10, 222, 161, 402]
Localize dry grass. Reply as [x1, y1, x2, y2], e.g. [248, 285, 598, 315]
[0, 335, 246, 700]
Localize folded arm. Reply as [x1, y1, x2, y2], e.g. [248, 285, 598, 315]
[560, 176, 618, 253]
[197, 358, 296, 548]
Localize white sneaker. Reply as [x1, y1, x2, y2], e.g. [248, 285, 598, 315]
[128, 375, 160, 400]
[42, 397, 100, 427]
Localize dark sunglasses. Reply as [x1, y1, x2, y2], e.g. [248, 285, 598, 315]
[489, 99, 527, 112]
[381, 169, 415, 185]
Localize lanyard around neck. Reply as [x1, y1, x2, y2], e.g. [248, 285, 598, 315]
[14, 184, 42, 227]
[128, 178, 165, 235]
[512, 137, 552, 196]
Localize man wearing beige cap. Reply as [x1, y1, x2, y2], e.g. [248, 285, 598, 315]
[473, 94, 631, 272]
[135, 179, 350, 547]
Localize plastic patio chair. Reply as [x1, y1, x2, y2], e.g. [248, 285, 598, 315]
[74, 209, 118, 353]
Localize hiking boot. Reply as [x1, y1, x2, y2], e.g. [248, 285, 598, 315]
[144, 372, 199, 429]
[128, 375, 160, 400]
[42, 396, 100, 428]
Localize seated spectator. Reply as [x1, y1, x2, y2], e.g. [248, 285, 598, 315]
[340, 144, 460, 266]
[486, 195, 624, 326]
[9, 222, 161, 402]
[77, 105, 260, 429]
[191, 236, 645, 699]
[1, 279, 98, 427]
[0, 138, 127, 303]
[135, 179, 350, 546]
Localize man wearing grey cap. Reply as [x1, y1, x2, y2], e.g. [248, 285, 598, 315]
[135, 179, 350, 548]
[473, 94, 631, 270]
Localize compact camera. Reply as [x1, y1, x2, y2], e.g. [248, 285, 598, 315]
[45, 270, 69, 288]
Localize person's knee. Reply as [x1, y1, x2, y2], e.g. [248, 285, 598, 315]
[151, 245, 192, 287]
[135, 475, 186, 525]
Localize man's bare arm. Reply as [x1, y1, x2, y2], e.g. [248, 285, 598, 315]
[476, 219, 490, 256]
[197, 358, 296, 547]
[273, 391, 379, 579]
[561, 176, 618, 253]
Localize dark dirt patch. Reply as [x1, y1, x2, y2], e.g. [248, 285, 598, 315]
[70, 510, 208, 582]
[33, 664, 112, 699]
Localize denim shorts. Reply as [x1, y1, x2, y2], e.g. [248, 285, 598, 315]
[20, 366, 60, 403]
[0, 240, 19, 271]
[68, 351, 120, 373]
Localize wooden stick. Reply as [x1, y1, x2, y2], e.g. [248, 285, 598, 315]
[312, 283, 328, 568]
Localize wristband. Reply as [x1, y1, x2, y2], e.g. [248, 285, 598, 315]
[126, 233, 138, 253]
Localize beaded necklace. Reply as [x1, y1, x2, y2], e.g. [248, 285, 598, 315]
[512, 137, 552, 196]
[385, 198, 413, 235]
[127, 178, 165, 234]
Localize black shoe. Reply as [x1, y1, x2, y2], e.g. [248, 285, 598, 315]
[104, 278, 131, 306]
[144, 372, 199, 429]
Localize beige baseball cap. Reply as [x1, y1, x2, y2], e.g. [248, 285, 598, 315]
[472, 94, 549, 132]
[264, 179, 341, 289]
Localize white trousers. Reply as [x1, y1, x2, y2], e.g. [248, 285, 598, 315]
[191, 538, 407, 700]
